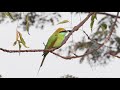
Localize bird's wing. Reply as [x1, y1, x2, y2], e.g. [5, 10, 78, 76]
[45, 34, 58, 49]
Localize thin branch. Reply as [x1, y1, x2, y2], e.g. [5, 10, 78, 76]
[83, 31, 91, 40]
[51, 51, 87, 59]
[0, 48, 53, 53]
[108, 52, 120, 58]
[114, 55, 120, 58]
[97, 12, 120, 18]
[104, 50, 120, 56]
[0, 47, 93, 59]
[103, 12, 119, 44]
[104, 50, 120, 59]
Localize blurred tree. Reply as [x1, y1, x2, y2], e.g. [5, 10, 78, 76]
[0, 75, 2, 78]
[58, 12, 120, 67]
[0, 12, 61, 30]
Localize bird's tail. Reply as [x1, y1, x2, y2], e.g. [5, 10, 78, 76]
[37, 54, 47, 75]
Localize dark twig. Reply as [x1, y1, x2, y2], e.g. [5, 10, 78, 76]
[97, 12, 120, 18]
[114, 55, 120, 58]
[0, 48, 53, 53]
[104, 50, 120, 59]
[103, 12, 119, 44]
[83, 31, 91, 40]
[43, 42, 45, 46]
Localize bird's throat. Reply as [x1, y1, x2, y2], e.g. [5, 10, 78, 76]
[59, 32, 67, 36]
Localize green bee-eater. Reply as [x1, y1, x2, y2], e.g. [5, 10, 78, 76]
[37, 28, 71, 74]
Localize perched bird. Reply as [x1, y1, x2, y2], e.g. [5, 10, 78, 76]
[37, 28, 71, 74]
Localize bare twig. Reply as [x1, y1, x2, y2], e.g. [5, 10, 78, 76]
[104, 50, 120, 59]
[97, 12, 120, 18]
[0, 48, 55, 53]
[103, 12, 119, 44]
[83, 31, 91, 40]
[114, 55, 120, 58]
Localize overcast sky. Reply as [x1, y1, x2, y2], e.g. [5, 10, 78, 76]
[0, 12, 120, 78]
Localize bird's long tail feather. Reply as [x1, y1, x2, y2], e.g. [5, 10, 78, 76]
[37, 55, 47, 75]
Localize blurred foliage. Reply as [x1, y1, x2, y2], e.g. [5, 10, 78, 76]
[58, 12, 120, 66]
[60, 74, 78, 78]
[90, 12, 97, 31]
[0, 75, 2, 78]
[0, 12, 61, 53]
[0, 12, 61, 30]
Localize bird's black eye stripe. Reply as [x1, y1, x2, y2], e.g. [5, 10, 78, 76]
[60, 31, 67, 33]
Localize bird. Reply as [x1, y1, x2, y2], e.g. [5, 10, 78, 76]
[37, 28, 71, 75]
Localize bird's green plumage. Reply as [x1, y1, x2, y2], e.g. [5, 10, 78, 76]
[37, 28, 69, 75]
[53, 31, 67, 48]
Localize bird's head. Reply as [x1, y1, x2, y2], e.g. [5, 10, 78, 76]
[54, 28, 71, 34]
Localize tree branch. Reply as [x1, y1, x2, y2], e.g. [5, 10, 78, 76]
[0, 48, 54, 53]
[97, 12, 120, 18]
[114, 55, 120, 58]
[106, 51, 120, 59]
[103, 12, 119, 44]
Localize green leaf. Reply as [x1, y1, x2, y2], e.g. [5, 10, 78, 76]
[94, 31, 101, 35]
[101, 23, 107, 31]
[26, 15, 30, 35]
[90, 20, 94, 31]
[4, 12, 15, 20]
[58, 20, 69, 24]
[18, 41, 21, 55]
[19, 33, 25, 45]
[18, 41, 21, 50]
[90, 13, 97, 31]
[13, 41, 18, 46]
[19, 32, 29, 48]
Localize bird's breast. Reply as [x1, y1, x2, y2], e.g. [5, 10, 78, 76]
[53, 34, 66, 48]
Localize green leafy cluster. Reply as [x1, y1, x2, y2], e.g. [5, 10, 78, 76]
[90, 13, 97, 31]
[0, 12, 61, 31]
[13, 31, 29, 54]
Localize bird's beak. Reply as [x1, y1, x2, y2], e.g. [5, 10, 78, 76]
[66, 30, 72, 32]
